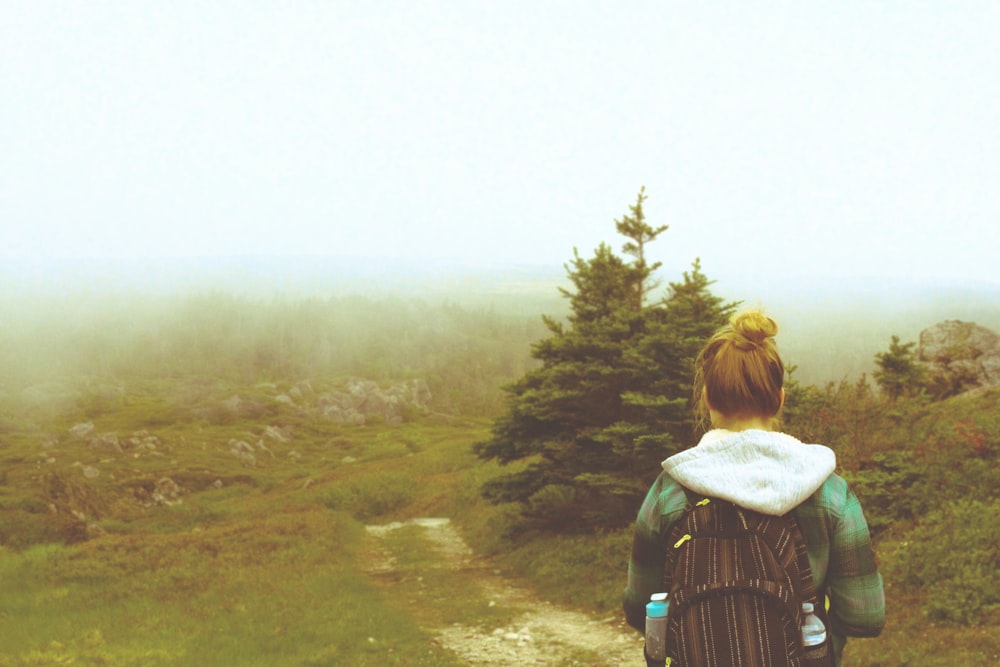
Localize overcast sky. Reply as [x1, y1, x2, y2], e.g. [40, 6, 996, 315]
[2, 2, 998, 286]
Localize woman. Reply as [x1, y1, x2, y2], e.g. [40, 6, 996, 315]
[623, 309, 884, 666]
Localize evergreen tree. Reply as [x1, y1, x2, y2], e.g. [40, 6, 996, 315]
[474, 192, 734, 531]
[621, 259, 738, 451]
[873, 335, 926, 401]
[614, 186, 668, 311]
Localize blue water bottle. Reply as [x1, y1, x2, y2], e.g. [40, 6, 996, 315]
[645, 592, 670, 662]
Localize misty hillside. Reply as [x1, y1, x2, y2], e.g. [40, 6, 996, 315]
[1, 255, 997, 666]
[3, 256, 998, 389]
[716, 273, 1000, 386]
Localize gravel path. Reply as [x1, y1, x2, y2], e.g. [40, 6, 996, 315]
[366, 518, 643, 666]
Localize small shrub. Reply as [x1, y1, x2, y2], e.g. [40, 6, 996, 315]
[888, 499, 1000, 624]
[0, 510, 67, 549]
[322, 471, 415, 522]
[843, 451, 925, 533]
[16, 496, 50, 514]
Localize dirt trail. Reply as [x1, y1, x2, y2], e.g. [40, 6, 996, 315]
[365, 518, 643, 666]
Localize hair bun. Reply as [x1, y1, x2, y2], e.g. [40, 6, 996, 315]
[729, 309, 778, 346]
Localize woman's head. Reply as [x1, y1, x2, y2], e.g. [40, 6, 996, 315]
[694, 309, 785, 427]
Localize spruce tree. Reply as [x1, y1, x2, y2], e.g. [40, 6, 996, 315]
[475, 191, 734, 531]
[873, 335, 927, 401]
[614, 186, 667, 311]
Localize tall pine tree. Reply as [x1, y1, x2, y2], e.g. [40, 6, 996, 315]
[475, 191, 735, 531]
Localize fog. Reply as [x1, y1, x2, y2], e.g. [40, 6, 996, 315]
[3, 258, 998, 406]
[3, 4, 998, 391]
[3, 4, 1000, 289]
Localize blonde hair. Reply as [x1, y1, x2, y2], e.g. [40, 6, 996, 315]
[694, 309, 784, 425]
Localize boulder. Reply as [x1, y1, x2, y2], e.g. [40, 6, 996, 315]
[88, 433, 123, 454]
[319, 378, 431, 425]
[221, 395, 243, 413]
[125, 431, 161, 451]
[917, 320, 1000, 397]
[229, 440, 257, 467]
[388, 379, 432, 410]
[263, 425, 290, 443]
[69, 422, 95, 439]
[152, 477, 183, 506]
[321, 403, 367, 425]
[133, 477, 183, 508]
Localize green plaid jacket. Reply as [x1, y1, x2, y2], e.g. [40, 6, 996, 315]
[623, 471, 885, 665]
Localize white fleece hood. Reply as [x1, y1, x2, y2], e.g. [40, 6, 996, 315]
[662, 429, 836, 515]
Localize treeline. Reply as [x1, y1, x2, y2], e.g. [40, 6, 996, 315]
[0, 290, 551, 416]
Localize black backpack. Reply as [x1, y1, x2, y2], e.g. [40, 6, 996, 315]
[659, 490, 834, 667]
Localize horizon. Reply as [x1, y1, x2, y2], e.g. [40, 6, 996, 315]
[2, 251, 998, 390]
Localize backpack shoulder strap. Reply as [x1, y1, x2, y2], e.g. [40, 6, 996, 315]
[784, 507, 823, 608]
[660, 486, 699, 591]
[662, 488, 822, 609]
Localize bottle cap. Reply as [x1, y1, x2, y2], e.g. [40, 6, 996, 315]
[802, 602, 814, 614]
[646, 600, 669, 618]
[646, 593, 669, 618]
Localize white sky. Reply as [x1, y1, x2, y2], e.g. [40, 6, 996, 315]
[2, 2, 999, 285]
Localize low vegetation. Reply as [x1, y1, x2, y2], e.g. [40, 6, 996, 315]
[0, 382, 490, 666]
[2, 373, 995, 665]
[0, 205, 996, 663]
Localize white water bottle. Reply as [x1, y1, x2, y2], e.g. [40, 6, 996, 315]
[801, 602, 827, 647]
[645, 593, 669, 661]
[801, 601, 832, 665]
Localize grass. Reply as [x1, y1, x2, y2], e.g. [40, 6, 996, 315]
[0, 377, 488, 666]
[0, 375, 996, 665]
[0, 501, 462, 666]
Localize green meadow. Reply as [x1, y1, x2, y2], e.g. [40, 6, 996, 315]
[0, 382, 473, 665]
[0, 285, 996, 665]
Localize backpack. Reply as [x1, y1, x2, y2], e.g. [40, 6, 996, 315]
[659, 490, 834, 667]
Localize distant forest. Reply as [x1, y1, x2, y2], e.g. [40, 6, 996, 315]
[0, 288, 550, 416]
[3, 258, 998, 414]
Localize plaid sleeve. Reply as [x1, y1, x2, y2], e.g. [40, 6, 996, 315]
[797, 474, 886, 639]
[623, 474, 688, 632]
[824, 478, 886, 638]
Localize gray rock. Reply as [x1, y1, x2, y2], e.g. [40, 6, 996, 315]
[317, 378, 431, 424]
[152, 477, 183, 506]
[222, 395, 243, 413]
[125, 431, 161, 451]
[229, 440, 257, 467]
[917, 320, 1000, 396]
[69, 422, 95, 439]
[263, 425, 290, 443]
[88, 433, 123, 453]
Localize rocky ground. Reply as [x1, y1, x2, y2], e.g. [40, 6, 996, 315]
[365, 518, 642, 666]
